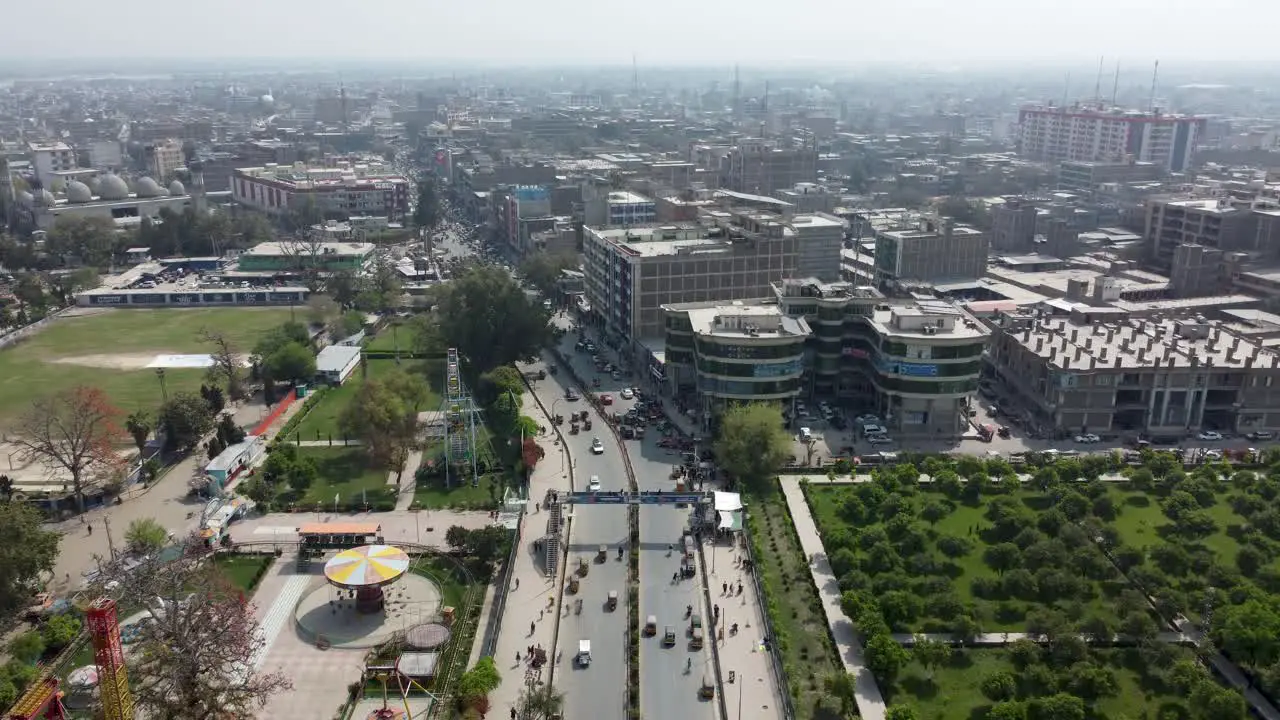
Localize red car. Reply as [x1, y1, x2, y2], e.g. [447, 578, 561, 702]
[600, 394, 614, 405]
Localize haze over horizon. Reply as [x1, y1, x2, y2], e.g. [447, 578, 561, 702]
[6, 0, 1280, 66]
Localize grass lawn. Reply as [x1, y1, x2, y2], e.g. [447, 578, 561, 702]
[294, 446, 392, 506]
[0, 308, 293, 425]
[212, 553, 275, 594]
[412, 464, 503, 510]
[289, 357, 445, 440]
[747, 487, 845, 720]
[888, 646, 1198, 720]
[807, 485, 1127, 632]
[364, 319, 421, 353]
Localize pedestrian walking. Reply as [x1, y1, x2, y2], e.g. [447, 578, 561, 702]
[540, 609, 545, 620]
[530, 621, 535, 635]
[516, 651, 521, 663]
[87, 523, 93, 536]
[511, 708, 517, 720]
[722, 581, 728, 595]
[737, 582, 743, 595]
[514, 578, 520, 590]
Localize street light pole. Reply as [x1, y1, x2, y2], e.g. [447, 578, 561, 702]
[154, 368, 168, 403]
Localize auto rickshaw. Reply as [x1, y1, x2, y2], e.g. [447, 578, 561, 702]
[576, 640, 591, 667]
[690, 614, 703, 633]
[583, 418, 592, 430]
[662, 626, 676, 647]
[596, 545, 608, 563]
[537, 369, 547, 379]
[606, 590, 617, 611]
[644, 615, 657, 636]
[568, 576, 580, 593]
[578, 557, 589, 577]
[691, 627, 705, 649]
[699, 676, 715, 699]
[570, 422, 580, 434]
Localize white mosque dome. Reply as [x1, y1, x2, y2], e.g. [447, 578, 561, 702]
[168, 180, 185, 196]
[98, 173, 129, 201]
[135, 177, 164, 198]
[39, 189, 55, 206]
[66, 181, 93, 203]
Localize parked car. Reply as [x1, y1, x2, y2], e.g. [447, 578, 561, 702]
[1197, 430, 1224, 441]
[591, 438, 605, 454]
[588, 476, 602, 492]
[620, 388, 634, 400]
[866, 434, 894, 446]
[1074, 433, 1101, 444]
[1246, 431, 1274, 441]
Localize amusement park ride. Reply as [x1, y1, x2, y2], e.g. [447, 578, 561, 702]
[438, 347, 489, 488]
[6, 598, 133, 720]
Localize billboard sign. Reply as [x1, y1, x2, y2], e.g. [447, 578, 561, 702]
[91, 294, 127, 305]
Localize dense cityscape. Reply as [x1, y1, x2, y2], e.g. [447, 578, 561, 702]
[1, 49, 1280, 720]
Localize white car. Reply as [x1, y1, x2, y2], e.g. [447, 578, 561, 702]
[1197, 431, 1223, 441]
[620, 388, 634, 400]
[591, 438, 605, 455]
[588, 476, 602, 492]
[1074, 433, 1101, 444]
[866, 434, 894, 445]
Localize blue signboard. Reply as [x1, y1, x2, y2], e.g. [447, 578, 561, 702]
[268, 292, 299, 303]
[239, 292, 267, 304]
[170, 293, 202, 305]
[132, 293, 167, 304]
[639, 493, 704, 505]
[875, 358, 939, 377]
[514, 186, 549, 202]
[569, 492, 626, 505]
[203, 292, 235, 303]
[91, 294, 128, 305]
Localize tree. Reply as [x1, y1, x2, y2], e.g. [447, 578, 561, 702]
[259, 444, 318, 495]
[516, 685, 565, 720]
[885, 705, 919, 720]
[824, 672, 857, 717]
[518, 250, 576, 299]
[201, 329, 245, 399]
[158, 392, 216, 451]
[339, 378, 420, 471]
[865, 633, 911, 684]
[1028, 693, 1084, 720]
[413, 180, 440, 240]
[714, 403, 792, 490]
[14, 385, 124, 512]
[435, 264, 551, 372]
[125, 518, 170, 554]
[455, 656, 501, 702]
[1214, 599, 1280, 668]
[913, 637, 952, 680]
[981, 671, 1018, 702]
[0, 502, 59, 615]
[126, 410, 153, 454]
[983, 542, 1022, 576]
[45, 215, 119, 266]
[263, 342, 316, 384]
[987, 701, 1027, 720]
[97, 541, 291, 719]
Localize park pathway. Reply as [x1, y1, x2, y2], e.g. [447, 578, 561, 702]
[778, 477, 887, 720]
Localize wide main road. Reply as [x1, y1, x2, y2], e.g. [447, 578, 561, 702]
[548, 326, 717, 720]
[527, 363, 628, 720]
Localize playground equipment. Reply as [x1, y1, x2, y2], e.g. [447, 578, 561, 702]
[438, 347, 489, 487]
[5, 674, 67, 720]
[87, 597, 134, 720]
[364, 659, 439, 720]
[324, 545, 412, 614]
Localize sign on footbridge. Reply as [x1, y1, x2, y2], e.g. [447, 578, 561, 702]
[550, 490, 712, 506]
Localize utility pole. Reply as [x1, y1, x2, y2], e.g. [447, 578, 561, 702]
[103, 516, 117, 560]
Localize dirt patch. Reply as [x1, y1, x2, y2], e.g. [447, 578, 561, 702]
[46, 353, 168, 370]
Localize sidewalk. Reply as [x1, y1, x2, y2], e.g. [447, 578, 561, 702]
[482, 377, 576, 717]
[702, 538, 787, 720]
[779, 477, 887, 720]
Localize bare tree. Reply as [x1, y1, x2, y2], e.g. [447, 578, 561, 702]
[14, 386, 124, 512]
[517, 685, 565, 720]
[95, 539, 291, 720]
[277, 230, 329, 293]
[200, 328, 246, 399]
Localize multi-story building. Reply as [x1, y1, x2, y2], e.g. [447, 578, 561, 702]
[790, 213, 845, 282]
[1017, 106, 1205, 172]
[28, 141, 77, 188]
[874, 217, 988, 285]
[661, 301, 811, 421]
[145, 139, 184, 183]
[720, 139, 818, 194]
[1057, 160, 1164, 196]
[990, 199, 1039, 252]
[582, 216, 798, 354]
[987, 312, 1280, 437]
[231, 163, 410, 221]
[773, 279, 990, 435]
[604, 191, 657, 226]
[1144, 197, 1259, 267]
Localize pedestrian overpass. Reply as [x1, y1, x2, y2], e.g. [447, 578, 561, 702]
[541, 490, 716, 576]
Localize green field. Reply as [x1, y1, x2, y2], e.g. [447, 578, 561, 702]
[747, 487, 845, 720]
[887, 646, 1198, 720]
[363, 318, 422, 353]
[0, 308, 294, 426]
[293, 446, 393, 507]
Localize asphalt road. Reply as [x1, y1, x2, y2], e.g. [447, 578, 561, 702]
[549, 326, 718, 720]
[530, 365, 629, 720]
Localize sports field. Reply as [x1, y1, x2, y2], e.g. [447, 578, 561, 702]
[0, 307, 295, 426]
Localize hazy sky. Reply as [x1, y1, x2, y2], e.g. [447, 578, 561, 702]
[7, 0, 1280, 65]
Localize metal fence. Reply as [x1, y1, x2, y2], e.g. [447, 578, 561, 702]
[480, 511, 522, 658]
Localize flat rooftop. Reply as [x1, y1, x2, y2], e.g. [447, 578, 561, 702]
[682, 301, 811, 340]
[243, 241, 375, 258]
[606, 191, 652, 205]
[1003, 315, 1280, 372]
[868, 301, 991, 341]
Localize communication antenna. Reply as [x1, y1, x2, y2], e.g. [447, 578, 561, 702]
[1061, 72, 1071, 108]
[1111, 60, 1121, 107]
[1093, 56, 1105, 107]
[1148, 60, 1160, 112]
